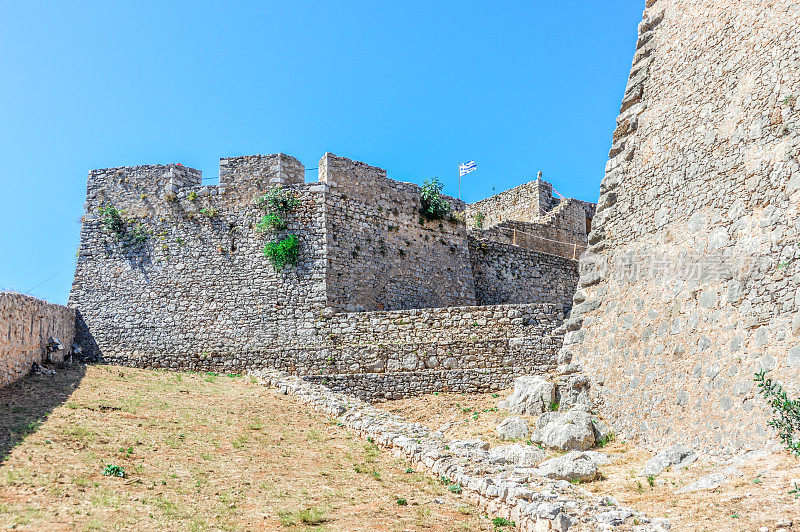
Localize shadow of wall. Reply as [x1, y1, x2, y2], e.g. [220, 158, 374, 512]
[0, 364, 86, 465]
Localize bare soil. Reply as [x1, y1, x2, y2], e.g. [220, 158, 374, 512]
[376, 390, 800, 531]
[0, 365, 493, 531]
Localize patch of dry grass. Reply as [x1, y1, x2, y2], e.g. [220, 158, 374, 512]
[0, 365, 492, 531]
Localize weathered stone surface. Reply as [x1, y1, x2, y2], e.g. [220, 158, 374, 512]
[495, 416, 530, 440]
[676, 472, 726, 493]
[639, 444, 697, 477]
[535, 451, 599, 482]
[532, 409, 596, 451]
[558, 0, 800, 453]
[488, 444, 546, 466]
[450, 439, 490, 451]
[498, 376, 556, 415]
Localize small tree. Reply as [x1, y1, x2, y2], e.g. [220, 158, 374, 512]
[419, 178, 451, 221]
[755, 370, 800, 456]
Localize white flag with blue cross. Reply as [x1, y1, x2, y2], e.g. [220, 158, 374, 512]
[459, 160, 477, 177]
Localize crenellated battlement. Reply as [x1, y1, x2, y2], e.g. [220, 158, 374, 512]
[220, 153, 305, 189]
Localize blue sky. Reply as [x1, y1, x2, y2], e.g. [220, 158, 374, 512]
[0, 1, 643, 304]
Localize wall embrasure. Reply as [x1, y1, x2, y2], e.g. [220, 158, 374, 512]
[564, 0, 800, 454]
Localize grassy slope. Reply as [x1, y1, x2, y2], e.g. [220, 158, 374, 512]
[0, 366, 492, 531]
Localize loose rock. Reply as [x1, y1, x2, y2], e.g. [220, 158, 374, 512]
[495, 416, 530, 440]
[498, 376, 556, 415]
[535, 451, 600, 482]
[639, 444, 697, 476]
[532, 408, 596, 451]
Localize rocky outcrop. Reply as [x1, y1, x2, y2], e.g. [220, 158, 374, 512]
[495, 416, 530, 440]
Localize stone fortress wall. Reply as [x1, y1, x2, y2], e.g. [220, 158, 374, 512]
[0, 292, 76, 388]
[562, 0, 800, 453]
[466, 180, 596, 260]
[69, 152, 593, 399]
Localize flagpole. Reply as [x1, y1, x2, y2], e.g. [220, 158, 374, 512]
[458, 164, 461, 200]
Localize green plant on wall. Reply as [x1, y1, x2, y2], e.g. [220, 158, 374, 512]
[264, 235, 299, 271]
[199, 206, 217, 218]
[755, 369, 800, 456]
[255, 186, 302, 270]
[257, 187, 300, 213]
[97, 204, 149, 246]
[256, 212, 286, 232]
[473, 212, 486, 229]
[419, 178, 451, 221]
[98, 205, 126, 236]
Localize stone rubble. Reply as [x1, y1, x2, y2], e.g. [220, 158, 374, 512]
[252, 368, 669, 531]
[638, 444, 697, 477]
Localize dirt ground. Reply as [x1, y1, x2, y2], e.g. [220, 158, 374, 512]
[0, 365, 494, 531]
[376, 390, 800, 531]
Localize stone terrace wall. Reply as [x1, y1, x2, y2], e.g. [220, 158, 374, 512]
[563, 0, 800, 454]
[1, 293, 76, 388]
[88, 302, 564, 401]
[320, 153, 475, 311]
[468, 238, 579, 311]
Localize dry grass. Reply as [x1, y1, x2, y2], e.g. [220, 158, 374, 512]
[377, 390, 800, 531]
[0, 365, 492, 531]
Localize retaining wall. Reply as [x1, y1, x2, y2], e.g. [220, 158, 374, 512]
[0, 292, 76, 387]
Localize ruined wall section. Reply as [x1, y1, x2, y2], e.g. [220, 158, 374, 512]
[468, 238, 578, 310]
[564, 0, 800, 454]
[319, 153, 476, 311]
[1, 293, 76, 388]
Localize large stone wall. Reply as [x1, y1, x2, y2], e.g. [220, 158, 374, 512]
[0, 292, 76, 388]
[563, 0, 800, 454]
[319, 153, 476, 311]
[70, 153, 580, 397]
[85, 302, 564, 401]
[468, 238, 578, 311]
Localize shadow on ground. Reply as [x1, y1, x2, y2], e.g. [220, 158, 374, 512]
[0, 364, 86, 464]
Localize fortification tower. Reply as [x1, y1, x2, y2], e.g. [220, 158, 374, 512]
[562, 0, 800, 454]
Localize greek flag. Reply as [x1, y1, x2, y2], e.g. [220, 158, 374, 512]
[459, 160, 477, 177]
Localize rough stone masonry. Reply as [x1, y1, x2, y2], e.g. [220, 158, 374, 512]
[68, 153, 592, 399]
[561, 0, 800, 454]
[0, 292, 75, 388]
